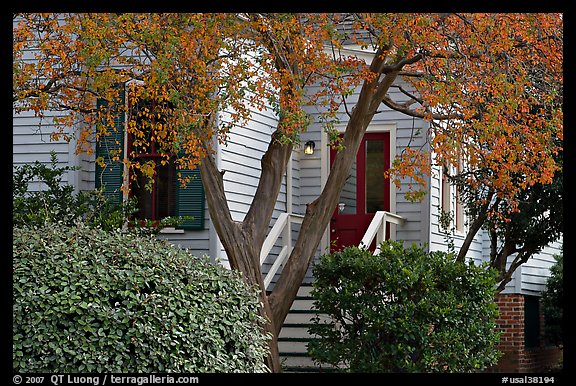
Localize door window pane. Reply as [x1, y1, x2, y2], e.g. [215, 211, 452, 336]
[337, 158, 357, 214]
[366, 140, 385, 213]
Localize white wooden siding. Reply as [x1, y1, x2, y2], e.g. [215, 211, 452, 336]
[13, 110, 74, 191]
[13, 20, 562, 295]
[521, 242, 562, 295]
[428, 160, 485, 263]
[497, 241, 563, 295]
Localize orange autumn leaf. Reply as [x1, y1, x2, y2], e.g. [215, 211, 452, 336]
[13, 13, 562, 221]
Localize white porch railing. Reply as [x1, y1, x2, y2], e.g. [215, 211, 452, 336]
[260, 211, 404, 289]
[260, 213, 304, 289]
[359, 211, 406, 254]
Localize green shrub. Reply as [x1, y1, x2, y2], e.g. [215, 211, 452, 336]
[13, 221, 271, 373]
[541, 251, 563, 347]
[308, 241, 501, 373]
[13, 152, 126, 231]
[13, 151, 189, 234]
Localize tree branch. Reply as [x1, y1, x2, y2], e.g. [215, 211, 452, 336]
[243, 129, 294, 250]
[455, 191, 494, 263]
[269, 66, 398, 333]
[495, 244, 539, 293]
[380, 53, 422, 73]
[381, 95, 467, 121]
[197, 141, 245, 270]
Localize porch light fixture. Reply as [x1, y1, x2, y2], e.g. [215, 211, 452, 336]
[304, 140, 315, 155]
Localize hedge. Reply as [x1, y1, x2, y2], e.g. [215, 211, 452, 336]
[13, 221, 270, 373]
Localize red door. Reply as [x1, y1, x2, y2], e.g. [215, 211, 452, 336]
[330, 132, 390, 252]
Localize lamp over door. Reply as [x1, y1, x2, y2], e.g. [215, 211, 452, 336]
[304, 140, 315, 155]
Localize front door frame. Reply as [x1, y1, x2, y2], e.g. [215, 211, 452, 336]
[320, 123, 397, 253]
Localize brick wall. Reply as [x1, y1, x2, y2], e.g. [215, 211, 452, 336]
[486, 294, 562, 373]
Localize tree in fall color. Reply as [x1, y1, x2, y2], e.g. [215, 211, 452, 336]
[13, 13, 563, 372]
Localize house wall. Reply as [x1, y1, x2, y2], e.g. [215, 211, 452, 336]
[13, 16, 80, 191]
[13, 107, 214, 258]
[13, 110, 76, 190]
[517, 242, 562, 295]
[155, 218, 212, 260]
[298, 76, 431, 282]
[427, 161, 485, 263]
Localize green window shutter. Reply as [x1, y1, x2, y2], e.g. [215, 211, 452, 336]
[95, 86, 125, 206]
[176, 161, 205, 230]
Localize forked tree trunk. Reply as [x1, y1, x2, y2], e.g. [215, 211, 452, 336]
[198, 163, 282, 371]
[199, 55, 399, 372]
[269, 67, 401, 333]
[198, 131, 290, 373]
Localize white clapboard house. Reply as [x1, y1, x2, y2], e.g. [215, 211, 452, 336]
[13, 20, 562, 372]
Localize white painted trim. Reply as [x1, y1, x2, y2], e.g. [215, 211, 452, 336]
[209, 127, 225, 267]
[319, 123, 398, 252]
[507, 261, 522, 294]
[287, 153, 293, 213]
[319, 126, 329, 253]
[436, 154, 468, 238]
[159, 227, 185, 234]
[324, 44, 377, 66]
[515, 261, 523, 294]
[67, 129, 80, 195]
[122, 80, 145, 203]
[122, 107, 130, 203]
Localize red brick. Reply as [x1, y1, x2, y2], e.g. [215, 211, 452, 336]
[488, 294, 563, 373]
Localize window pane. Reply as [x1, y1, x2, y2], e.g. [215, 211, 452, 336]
[524, 295, 541, 348]
[337, 157, 357, 214]
[442, 171, 451, 213]
[365, 140, 385, 213]
[156, 160, 177, 219]
[132, 167, 154, 220]
[131, 159, 177, 221]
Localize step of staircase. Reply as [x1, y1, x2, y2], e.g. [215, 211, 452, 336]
[278, 284, 338, 373]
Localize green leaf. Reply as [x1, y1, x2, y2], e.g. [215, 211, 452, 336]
[13, 221, 271, 373]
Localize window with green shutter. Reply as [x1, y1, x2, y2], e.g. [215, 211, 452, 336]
[95, 84, 205, 230]
[176, 164, 205, 230]
[95, 87, 125, 206]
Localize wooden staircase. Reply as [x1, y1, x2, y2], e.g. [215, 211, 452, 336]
[262, 211, 406, 372]
[278, 283, 337, 373]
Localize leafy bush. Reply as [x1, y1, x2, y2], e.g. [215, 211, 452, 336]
[308, 241, 501, 373]
[541, 251, 563, 347]
[13, 152, 126, 230]
[13, 151, 189, 234]
[13, 221, 271, 373]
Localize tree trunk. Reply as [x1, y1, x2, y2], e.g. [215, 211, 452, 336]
[269, 69, 400, 332]
[197, 167, 282, 370]
[268, 110, 372, 333]
[199, 52, 400, 372]
[260, 289, 281, 372]
[198, 130, 289, 372]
